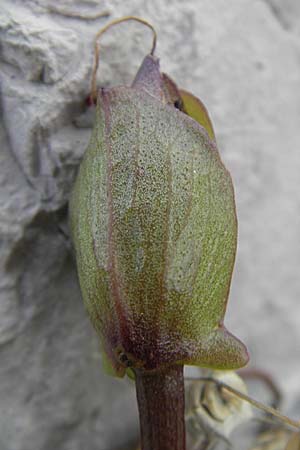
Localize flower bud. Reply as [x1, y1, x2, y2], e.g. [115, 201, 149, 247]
[70, 55, 248, 376]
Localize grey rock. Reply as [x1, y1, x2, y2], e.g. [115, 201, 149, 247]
[263, 0, 300, 33]
[1, 1, 300, 449]
[0, 4, 79, 84]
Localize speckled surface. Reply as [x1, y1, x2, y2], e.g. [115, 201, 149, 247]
[1, 0, 300, 449]
[70, 77, 247, 373]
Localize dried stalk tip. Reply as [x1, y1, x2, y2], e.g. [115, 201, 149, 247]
[90, 16, 157, 102]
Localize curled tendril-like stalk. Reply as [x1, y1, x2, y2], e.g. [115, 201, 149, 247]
[90, 16, 157, 102]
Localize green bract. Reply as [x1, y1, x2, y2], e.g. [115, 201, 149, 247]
[70, 55, 248, 377]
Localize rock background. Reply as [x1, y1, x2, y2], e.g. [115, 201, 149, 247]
[1, 0, 300, 449]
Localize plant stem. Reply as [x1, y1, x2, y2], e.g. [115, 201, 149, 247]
[134, 364, 186, 450]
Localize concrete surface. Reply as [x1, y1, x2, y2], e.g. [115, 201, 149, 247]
[1, 0, 300, 449]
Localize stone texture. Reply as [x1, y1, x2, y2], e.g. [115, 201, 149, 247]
[1, 0, 300, 449]
[264, 0, 300, 33]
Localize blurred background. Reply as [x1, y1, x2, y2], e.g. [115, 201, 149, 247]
[1, 0, 300, 449]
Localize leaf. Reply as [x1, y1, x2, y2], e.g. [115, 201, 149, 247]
[180, 89, 216, 141]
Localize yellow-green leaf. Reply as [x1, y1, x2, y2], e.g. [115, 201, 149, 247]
[180, 89, 216, 141]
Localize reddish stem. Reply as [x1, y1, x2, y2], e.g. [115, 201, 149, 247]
[134, 364, 186, 450]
